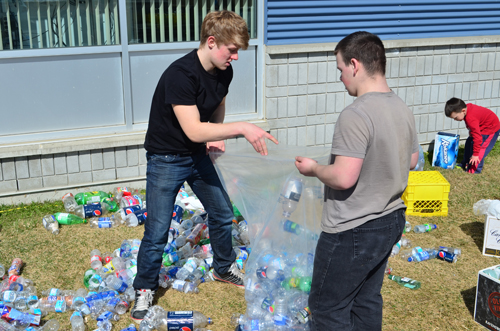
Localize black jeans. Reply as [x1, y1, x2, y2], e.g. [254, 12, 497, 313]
[309, 208, 406, 331]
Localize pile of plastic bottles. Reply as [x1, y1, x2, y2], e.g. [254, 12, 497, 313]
[228, 176, 320, 331]
[42, 187, 148, 234]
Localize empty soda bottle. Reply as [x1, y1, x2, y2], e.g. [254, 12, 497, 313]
[155, 310, 212, 330]
[387, 274, 421, 290]
[74, 203, 104, 219]
[413, 223, 437, 233]
[437, 250, 458, 263]
[62, 193, 78, 212]
[8, 258, 23, 277]
[42, 215, 60, 235]
[75, 191, 111, 205]
[438, 246, 461, 256]
[53, 213, 86, 225]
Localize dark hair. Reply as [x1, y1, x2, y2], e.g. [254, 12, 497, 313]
[334, 31, 386, 76]
[444, 97, 467, 117]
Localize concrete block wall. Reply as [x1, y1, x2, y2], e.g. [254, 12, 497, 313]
[0, 145, 147, 204]
[265, 42, 500, 147]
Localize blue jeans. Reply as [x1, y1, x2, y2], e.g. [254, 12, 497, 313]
[461, 130, 500, 174]
[133, 149, 236, 290]
[309, 208, 406, 331]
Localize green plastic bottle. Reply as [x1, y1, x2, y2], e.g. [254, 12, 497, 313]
[83, 268, 96, 289]
[53, 212, 86, 225]
[101, 197, 119, 212]
[232, 202, 244, 221]
[74, 191, 111, 205]
[387, 274, 421, 290]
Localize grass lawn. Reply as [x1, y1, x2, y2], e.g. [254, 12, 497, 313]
[1, 143, 500, 330]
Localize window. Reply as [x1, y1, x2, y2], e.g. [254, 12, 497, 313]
[126, 0, 257, 44]
[0, 0, 256, 50]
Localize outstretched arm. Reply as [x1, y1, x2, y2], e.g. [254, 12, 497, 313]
[173, 104, 278, 155]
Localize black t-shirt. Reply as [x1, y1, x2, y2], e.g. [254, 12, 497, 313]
[144, 49, 233, 154]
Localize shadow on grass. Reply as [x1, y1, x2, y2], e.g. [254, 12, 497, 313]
[461, 286, 477, 317]
[460, 222, 484, 253]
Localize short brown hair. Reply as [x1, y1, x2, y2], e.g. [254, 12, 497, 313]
[445, 97, 467, 117]
[334, 31, 386, 76]
[200, 10, 249, 50]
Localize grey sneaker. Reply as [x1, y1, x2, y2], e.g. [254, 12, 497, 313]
[213, 261, 244, 287]
[130, 289, 155, 322]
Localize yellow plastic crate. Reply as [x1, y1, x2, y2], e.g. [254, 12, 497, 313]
[402, 171, 450, 217]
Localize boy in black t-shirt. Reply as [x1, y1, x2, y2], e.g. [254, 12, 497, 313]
[131, 10, 278, 322]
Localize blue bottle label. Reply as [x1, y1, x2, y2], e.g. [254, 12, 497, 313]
[124, 205, 141, 215]
[98, 219, 112, 228]
[134, 209, 147, 225]
[54, 300, 65, 312]
[84, 203, 103, 217]
[283, 220, 301, 235]
[172, 205, 184, 223]
[166, 311, 194, 330]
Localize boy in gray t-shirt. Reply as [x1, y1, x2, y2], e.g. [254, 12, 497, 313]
[295, 31, 419, 330]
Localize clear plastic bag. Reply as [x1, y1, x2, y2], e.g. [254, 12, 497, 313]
[212, 143, 330, 329]
[473, 199, 500, 218]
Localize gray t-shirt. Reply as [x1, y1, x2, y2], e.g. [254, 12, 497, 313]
[322, 91, 419, 233]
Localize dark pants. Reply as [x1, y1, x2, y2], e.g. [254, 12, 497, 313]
[309, 208, 406, 331]
[133, 149, 236, 290]
[462, 129, 500, 174]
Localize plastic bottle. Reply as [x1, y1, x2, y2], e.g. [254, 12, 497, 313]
[8, 258, 23, 276]
[280, 219, 319, 241]
[53, 213, 86, 225]
[123, 209, 147, 226]
[405, 247, 438, 262]
[120, 194, 145, 209]
[175, 258, 200, 281]
[101, 197, 120, 212]
[114, 187, 133, 201]
[437, 250, 458, 263]
[70, 311, 85, 331]
[279, 176, 303, 217]
[74, 191, 111, 205]
[171, 280, 199, 294]
[138, 305, 166, 331]
[155, 310, 212, 330]
[104, 274, 128, 293]
[89, 217, 119, 229]
[390, 235, 412, 257]
[42, 215, 60, 235]
[274, 291, 291, 329]
[74, 203, 104, 219]
[413, 223, 437, 233]
[404, 221, 412, 233]
[90, 249, 103, 270]
[186, 224, 207, 246]
[120, 324, 138, 331]
[387, 274, 421, 290]
[0, 263, 5, 278]
[62, 193, 78, 212]
[438, 246, 461, 256]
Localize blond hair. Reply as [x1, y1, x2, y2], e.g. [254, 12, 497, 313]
[200, 10, 249, 50]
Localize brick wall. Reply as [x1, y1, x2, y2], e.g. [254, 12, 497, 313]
[265, 43, 500, 147]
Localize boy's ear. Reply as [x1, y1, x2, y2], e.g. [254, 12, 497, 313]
[462, 107, 467, 114]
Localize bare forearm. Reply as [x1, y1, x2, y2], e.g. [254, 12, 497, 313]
[187, 121, 243, 143]
[313, 164, 352, 190]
